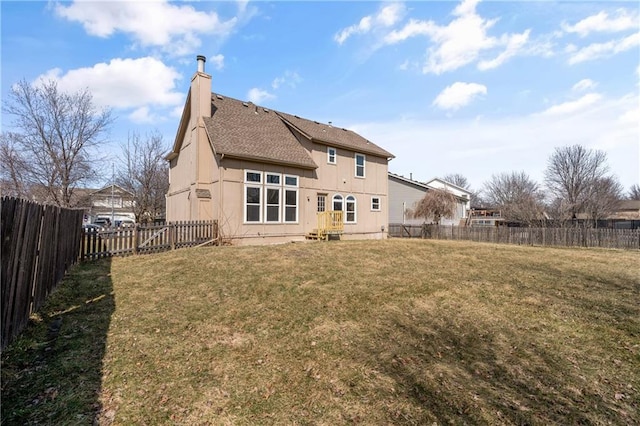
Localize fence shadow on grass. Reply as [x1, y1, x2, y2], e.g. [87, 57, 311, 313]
[1, 258, 114, 424]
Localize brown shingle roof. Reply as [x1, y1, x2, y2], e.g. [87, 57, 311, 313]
[203, 94, 317, 169]
[201, 93, 394, 169]
[276, 111, 394, 159]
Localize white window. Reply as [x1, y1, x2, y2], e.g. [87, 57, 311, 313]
[245, 170, 262, 223]
[265, 187, 280, 222]
[265, 173, 282, 223]
[371, 197, 381, 211]
[284, 175, 298, 223]
[332, 194, 343, 211]
[244, 170, 298, 223]
[345, 195, 356, 223]
[327, 147, 337, 164]
[355, 153, 365, 178]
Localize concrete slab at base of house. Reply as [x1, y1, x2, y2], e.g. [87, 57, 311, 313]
[226, 231, 387, 246]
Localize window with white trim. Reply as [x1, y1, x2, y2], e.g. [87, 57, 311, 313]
[265, 173, 281, 223]
[345, 195, 356, 223]
[244, 170, 298, 223]
[244, 170, 262, 223]
[327, 147, 337, 164]
[355, 153, 365, 178]
[317, 194, 326, 213]
[371, 197, 381, 211]
[284, 175, 298, 223]
[332, 194, 343, 211]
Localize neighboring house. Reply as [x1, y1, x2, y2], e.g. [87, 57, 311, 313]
[468, 207, 506, 227]
[165, 56, 394, 244]
[80, 184, 136, 225]
[388, 173, 471, 226]
[608, 200, 640, 220]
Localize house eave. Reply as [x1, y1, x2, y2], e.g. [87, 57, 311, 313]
[220, 152, 318, 170]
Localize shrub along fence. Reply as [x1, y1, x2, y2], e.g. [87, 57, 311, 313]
[81, 220, 218, 260]
[1, 197, 84, 351]
[389, 223, 639, 250]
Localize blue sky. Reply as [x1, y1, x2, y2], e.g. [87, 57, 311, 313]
[2, 0, 638, 192]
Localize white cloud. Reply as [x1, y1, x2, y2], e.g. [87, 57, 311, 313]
[34, 57, 183, 110]
[350, 92, 639, 190]
[55, 1, 240, 57]
[539, 93, 602, 116]
[247, 88, 275, 104]
[572, 79, 597, 92]
[383, 0, 531, 74]
[272, 71, 302, 90]
[432, 82, 487, 111]
[335, 2, 405, 45]
[129, 106, 155, 124]
[478, 30, 530, 70]
[562, 9, 638, 37]
[210, 54, 225, 71]
[568, 32, 640, 64]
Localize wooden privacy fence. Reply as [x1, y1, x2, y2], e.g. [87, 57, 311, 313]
[1, 197, 84, 351]
[389, 223, 640, 250]
[81, 220, 218, 260]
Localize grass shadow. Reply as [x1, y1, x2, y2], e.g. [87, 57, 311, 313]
[361, 305, 638, 425]
[1, 258, 114, 424]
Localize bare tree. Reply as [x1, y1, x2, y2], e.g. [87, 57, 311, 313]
[628, 184, 640, 200]
[583, 176, 623, 227]
[2, 79, 112, 207]
[483, 171, 545, 226]
[544, 145, 610, 221]
[116, 131, 169, 223]
[443, 172, 482, 207]
[411, 188, 457, 224]
[0, 132, 29, 198]
[443, 173, 470, 189]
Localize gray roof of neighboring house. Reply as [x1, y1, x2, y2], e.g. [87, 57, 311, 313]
[202, 93, 392, 169]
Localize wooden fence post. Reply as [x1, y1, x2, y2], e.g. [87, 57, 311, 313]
[133, 224, 139, 255]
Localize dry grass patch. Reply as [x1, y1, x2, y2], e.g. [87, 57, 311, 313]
[2, 239, 639, 425]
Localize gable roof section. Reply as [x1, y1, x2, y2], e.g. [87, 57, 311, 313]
[388, 172, 431, 190]
[276, 111, 394, 159]
[203, 94, 317, 169]
[425, 177, 471, 197]
[389, 172, 470, 201]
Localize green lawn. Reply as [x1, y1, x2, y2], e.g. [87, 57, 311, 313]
[2, 239, 639, 425]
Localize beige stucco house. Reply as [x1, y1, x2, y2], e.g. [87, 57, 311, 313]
[165, 56, 394, 244]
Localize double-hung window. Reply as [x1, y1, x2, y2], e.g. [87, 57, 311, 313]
[355, 153, 365, 178]
[332, 194, 343, 211]
[327, 147, 337, 164]
[245, 171, 262, 222]
[371, 197, 381, 211]
[284, 175, 298, 223]
[345, 195, 356, 223]
[265, 173, 281, 222]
